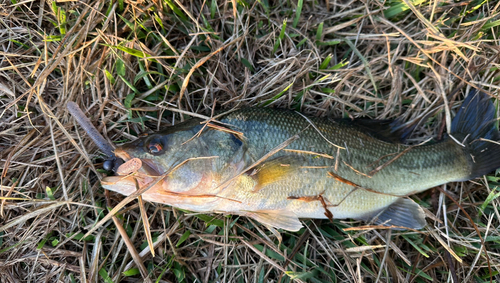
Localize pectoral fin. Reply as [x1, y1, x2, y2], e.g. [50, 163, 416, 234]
[245, 210, 303, 232]
[249, 156, 302, 192]
[363, 198, 426, 230]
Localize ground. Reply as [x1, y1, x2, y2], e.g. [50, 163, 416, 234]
[1, 0, 500, 282]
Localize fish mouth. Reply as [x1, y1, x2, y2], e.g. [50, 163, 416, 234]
[113, 148, 132, 169]
[113, 148, 163, 176]
[101, 148, 166, 196]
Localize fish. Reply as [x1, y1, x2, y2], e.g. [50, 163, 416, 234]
[101, 91, 500, 231]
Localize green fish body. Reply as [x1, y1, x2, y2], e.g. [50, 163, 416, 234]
[102, 91, 500, 231]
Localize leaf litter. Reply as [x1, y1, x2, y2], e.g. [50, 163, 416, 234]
[1, 0, 500, 282]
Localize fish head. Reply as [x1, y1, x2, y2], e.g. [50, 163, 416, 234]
[101, 120, 224, 208]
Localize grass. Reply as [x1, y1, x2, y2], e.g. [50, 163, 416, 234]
[0, 0, 500, 282]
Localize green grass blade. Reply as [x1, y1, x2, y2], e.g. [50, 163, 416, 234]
[293, 0, 303, 28]
[273, 19, 287, 54]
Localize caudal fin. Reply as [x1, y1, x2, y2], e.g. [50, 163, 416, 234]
[451, 91, 500, 178]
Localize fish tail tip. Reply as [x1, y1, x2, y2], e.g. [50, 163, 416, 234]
[451, 90, 500, 178]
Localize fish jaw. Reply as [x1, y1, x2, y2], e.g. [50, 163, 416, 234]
[101, 146, 223, 211]
[101, 173, 222, 211]
[101, 175, 143, 196]
[101, 147, 164, 197]
[101, 168, 160, 197]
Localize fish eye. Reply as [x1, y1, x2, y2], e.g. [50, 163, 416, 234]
[146, 138, 165, 155]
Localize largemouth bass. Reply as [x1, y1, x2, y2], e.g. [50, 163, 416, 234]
[102, 91, 500, 231]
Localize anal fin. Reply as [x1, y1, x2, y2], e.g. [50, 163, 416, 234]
[244, 210, 303, 232]
[363, 198, 427, 230]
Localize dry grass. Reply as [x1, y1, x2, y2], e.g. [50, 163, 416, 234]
[1, 0, 500, 282]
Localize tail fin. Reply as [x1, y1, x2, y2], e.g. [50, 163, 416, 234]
[451, 91, 500, 178]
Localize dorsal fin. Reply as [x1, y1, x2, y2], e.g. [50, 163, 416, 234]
[337, 118, 415, 143]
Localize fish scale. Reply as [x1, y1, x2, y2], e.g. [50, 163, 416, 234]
[216, 109, 420, 219]
[219, 108, 468, 194]
[102, 91, 500, 231]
